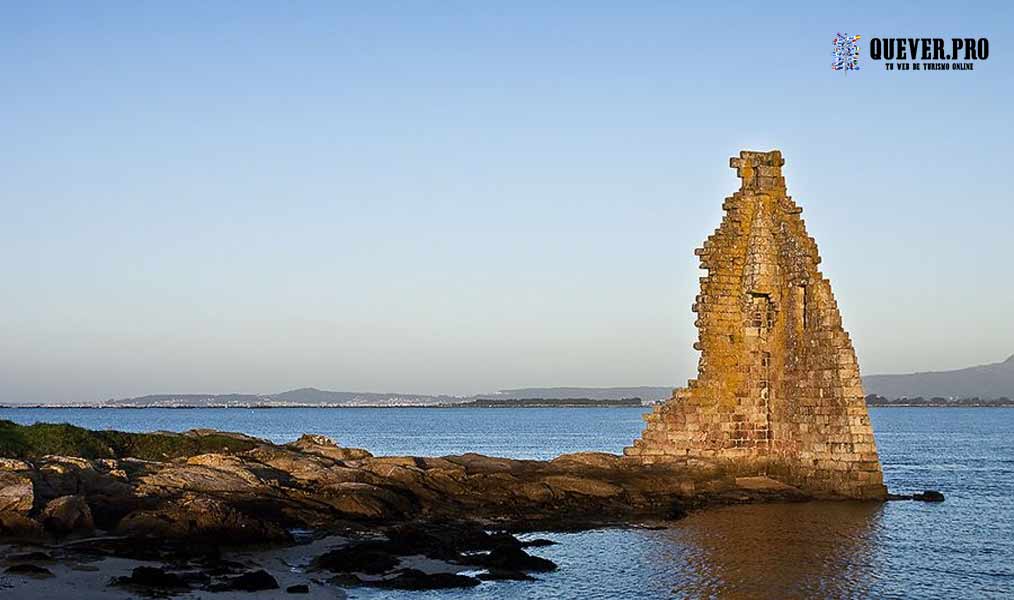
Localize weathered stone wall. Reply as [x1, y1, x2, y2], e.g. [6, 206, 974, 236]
[625, 150, 886, 499]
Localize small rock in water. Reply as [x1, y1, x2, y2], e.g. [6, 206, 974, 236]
[520, 538, 558, 548]
[313, 543, 400, 574]
[328, 573, 363, 586]
[110, 566, 189, 590]
[374, 568, 480, 590]
[476, 545, 558, 572]
[5, 563, 53, 577]
[913, 490, 945, 502]
[287, 583, 310, 593]
[211, 569, 280, 591]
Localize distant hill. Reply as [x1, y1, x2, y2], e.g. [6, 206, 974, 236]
[862, 354, 1014, 400]
[78, 356, 1014, 408]
[100, 386, 674, 408]
[450, 397, 647, 408]
[489, 387, 673, 402]
[105, 388, 463, 408]
[104, 394, 268, 407]
[269, 387, 462, 406]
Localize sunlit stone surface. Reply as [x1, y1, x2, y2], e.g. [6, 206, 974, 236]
[626, 150, 885, 499]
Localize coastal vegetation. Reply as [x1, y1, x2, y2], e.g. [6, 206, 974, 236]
[0, 420, 257, 460]
[864, 395, 1014, 407]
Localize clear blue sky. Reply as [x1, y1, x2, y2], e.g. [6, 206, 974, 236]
[2, 2, 1011, 403]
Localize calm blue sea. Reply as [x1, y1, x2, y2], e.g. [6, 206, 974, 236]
[1, 406, 1011, 599]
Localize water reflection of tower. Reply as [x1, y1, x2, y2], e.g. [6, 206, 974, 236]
[642, 502, 884, 599]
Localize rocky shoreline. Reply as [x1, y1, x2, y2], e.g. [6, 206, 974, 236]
[0, 421, 931, 596]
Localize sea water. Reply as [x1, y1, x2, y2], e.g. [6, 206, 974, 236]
[2, 407, 1011, 599]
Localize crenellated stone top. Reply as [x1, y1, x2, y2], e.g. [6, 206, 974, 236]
[730, 149, 785, 192]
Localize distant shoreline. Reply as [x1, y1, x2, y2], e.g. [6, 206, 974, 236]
[868, 403, 1014, 408]
[0, 405, 648, 409]
[2, 403, 1014, 410]
[1, 397, 651, 410]
[865, 395, 1014, 408]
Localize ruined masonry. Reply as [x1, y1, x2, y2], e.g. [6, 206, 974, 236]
[625, 150, 886, 499]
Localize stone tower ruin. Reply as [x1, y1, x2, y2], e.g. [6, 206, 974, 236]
[625, 150, 886, 500]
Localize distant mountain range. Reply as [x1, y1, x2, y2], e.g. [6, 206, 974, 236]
[103, 389, 462, 408]
[6, 356, 1013, 408]
[490, 387, 673, 402]
[100, 386, 676, 408]
[862, 354, 1014, 401]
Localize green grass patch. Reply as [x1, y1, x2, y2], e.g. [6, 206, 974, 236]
[0, 420, 258, 461]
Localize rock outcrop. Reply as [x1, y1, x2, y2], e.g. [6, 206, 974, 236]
[0, 417, 902, 596]
[40, 494, 94, 533]
[0, 423, 811, 543]
[286, 433, 373, 461]
[0, 470, 34, 514]
[625, 150, 886, 500]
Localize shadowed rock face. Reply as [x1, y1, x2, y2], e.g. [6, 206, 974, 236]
[0, 470, 33, 514]
[0, 421, 812, 542]
[40, 495, 94, 533]
[626, 150, 886, 500]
